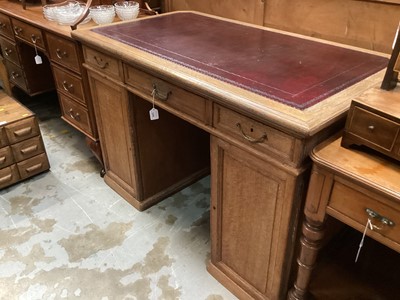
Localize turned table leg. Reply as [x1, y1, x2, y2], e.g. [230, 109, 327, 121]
[288, 218, 325, 300]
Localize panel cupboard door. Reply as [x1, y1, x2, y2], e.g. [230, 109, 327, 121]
[209, 136, 303, 300]
[87, 70, 138, 201]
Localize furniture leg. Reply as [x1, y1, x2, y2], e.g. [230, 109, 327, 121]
[288, 219, 325, 300]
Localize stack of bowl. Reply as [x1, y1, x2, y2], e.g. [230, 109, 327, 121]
[114, 1, 140, 21]
[89, 5, 116, 25]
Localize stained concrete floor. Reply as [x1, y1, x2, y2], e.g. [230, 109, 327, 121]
[0, 89, 237, 300]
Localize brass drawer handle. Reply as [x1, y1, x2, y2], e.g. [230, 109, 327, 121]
[367, 125, 375, 132]
[62, 81, 74, 92]
[0, 173, 12, 184]
[13, 127, 32, 137]
[152, 83, 171, 101]
[26, 163, 43, 173]
[13, 26, 22, 36]
[4, 47, 12, 56]
[236, 122, 268, 144]
[93, 56, 109, 69]
[31, 34, 40, 44]
[68, 109, 81, 121]
[56, 48, 68, 59]
[11, 71, 20, 80]
[365, 208, 395, 228]
[20, 144, 38, 155]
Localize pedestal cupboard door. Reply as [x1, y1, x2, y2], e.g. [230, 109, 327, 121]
[87, 70, 137, 198]
[210, 136, 299, 300]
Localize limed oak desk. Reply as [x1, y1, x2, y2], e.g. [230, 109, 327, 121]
[71, 12, 387, 300]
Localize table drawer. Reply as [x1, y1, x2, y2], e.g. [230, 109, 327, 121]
[0, 14, 14, 40]
[0, 146, 14, 168]
[17, 153, 49, 180]
[5, 61, 27, 91]
[329, 181, 400, 246]
[348, 106, 399, 151]
[0, 37, 19, 65]
[53, 65, 86, 105]
[125, 65, 210, 123]
[59, 94, 93, 136]
[5, 116, 39, 144]
[47, 33, 81, 73]
[0, 164, 19, 189]
[11, 135, 44, 162]
[83, 46, 123, 80]
[12, 19, 45, 51]
[213, 104, 296, 161]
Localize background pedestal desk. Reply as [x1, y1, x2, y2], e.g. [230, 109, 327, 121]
[288, 135, 400, 300]
[72, 12, 386, 300]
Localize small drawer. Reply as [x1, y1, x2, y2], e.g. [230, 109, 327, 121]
[0, 164, 19, 189]
[125, 65, 210, 123]
[84, 46, 123, 80]
[0, 38, 19, 65]
[0, 127, 8, 148]
[348, 106, 399, 151]
[52, 65, 86, 105]
[11, 135, 44, 162]
[5, 116, 39, 144]
[17, 153, 49, 180]
[329, 181, 400, 246]
[46, 33, 81, 73]
[0, 146, 14, 168]
[213, 104, 296, 161]
[12, 19, 45, 51]
[59, 94, 93, 136]
[5, 61, 27, 91]
[0, 14, 14, 40]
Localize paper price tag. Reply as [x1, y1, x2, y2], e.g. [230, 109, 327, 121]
[149, 108, 159, 120]
[35, 55, 42, 65]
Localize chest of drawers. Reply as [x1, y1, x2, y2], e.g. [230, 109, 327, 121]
[0, 92, 49, 189]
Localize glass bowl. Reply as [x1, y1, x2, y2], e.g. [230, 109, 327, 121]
[114, 1, 139, 21]
[89, 5, 115, 25]
[54, 3, 91, 26]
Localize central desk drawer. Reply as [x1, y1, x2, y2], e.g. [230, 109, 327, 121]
[125, 65, 210, 124]
[12, 19, 45, 51]
[329, 181, 400, 246]
[213, 104, 296, 161]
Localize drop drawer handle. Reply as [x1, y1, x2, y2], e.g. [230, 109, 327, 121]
[13, 127, 32, 137]
[367, 125, 375, 132]
[68, 109, 81, 121]
[26, 163, 43, 173]
[31, 34, 40, 44]
[365, 208, 395, 228]
[0, 173, 12, 184]
[236, 122, 268, 144]
[62, 81, 74, 92]
[13, 26, 22, 35]
[56, 48, 68, 59]
[93, 56, 109, 69]
[4, 47, 12, 56]
[20, 145, 38, 155]
[11, 72, 20, 80]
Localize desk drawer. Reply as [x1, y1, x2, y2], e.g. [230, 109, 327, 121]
[12, 19, 45, 51]
[0, 164, 19, 189]
[5, 61, 27, 91]
[329, 181, 400, 246]
[125, 65, 210, 123]
[11, 135, 44, 162]
[53, 65, 86, 105]
[0, 14, 14, 40]
[213, 104, 296, 161]
[0, 146, 14, 168]
[17, 153, 49, 180]
[348, 107, 399, 151]
[83, 46, 123, 80]
[0, 38, 19, 65]
[5, 116, 39, 144]
[47, 33, 81, 73]
[59, 94, 93, 136]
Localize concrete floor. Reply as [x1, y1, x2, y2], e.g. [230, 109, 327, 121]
[0, 90, 237, 300]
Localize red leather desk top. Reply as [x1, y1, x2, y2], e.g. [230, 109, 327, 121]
[92, 12, 388, 110]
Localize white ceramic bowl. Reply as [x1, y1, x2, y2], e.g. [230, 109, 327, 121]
[114, 1, 139, 21]
[89, 5, 115, 25]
